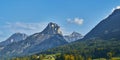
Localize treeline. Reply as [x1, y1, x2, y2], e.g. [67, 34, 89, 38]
[11, 54, 90, 60]
[11, 53, 118, 60]
[41, 39, 120, 58]
[11, 39, 120, 60]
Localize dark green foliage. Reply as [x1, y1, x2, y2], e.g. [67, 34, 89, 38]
[41, 38, 120, 59]
[11, 38, 120, 60]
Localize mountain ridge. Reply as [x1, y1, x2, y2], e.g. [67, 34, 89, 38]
[83, 9, 120, 40]
[0, 22, 68, 57]
[0, 33, 28, 47]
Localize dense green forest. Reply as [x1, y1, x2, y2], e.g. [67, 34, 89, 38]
[42, 39, 120, 58]
[10, 38, 120, 60]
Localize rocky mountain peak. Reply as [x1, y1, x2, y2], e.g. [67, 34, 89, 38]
[71, 32, 82, 36]
[41, 22, 62, 35]
[64, 32, 83, 42]
[4, 32, 27, 43]
[0, 32, 28, 46]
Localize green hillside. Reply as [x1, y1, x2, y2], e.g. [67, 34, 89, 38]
[40, 38, 120, 59]
[11, 38, 120, 60]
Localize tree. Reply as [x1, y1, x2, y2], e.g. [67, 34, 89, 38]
[39, 54, 44, 60]
[70, 55, 74, 60]
[65, 55, 70, 60]
[107, 52, 113, 59]
[78, 55, 84, 60]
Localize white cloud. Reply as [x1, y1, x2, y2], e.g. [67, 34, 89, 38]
[67, 17, 84, 25]
[4, 22, 47, 35]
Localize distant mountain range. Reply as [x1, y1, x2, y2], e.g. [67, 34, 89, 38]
[0, 22, 68, 57]
[64, 32, 83, 42]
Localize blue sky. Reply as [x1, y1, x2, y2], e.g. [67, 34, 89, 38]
[0, 0, 120, 42]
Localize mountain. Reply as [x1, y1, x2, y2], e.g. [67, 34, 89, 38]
[41, 22, 62, 35]
[64, 32, 83, 42]
[0, 33, 27, 47]
[84, 9, 120, 40]
[0, 22, 67, 57]
[39, 9, 120, 59]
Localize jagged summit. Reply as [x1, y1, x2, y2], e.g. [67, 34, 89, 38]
[41, 22, 62, 35]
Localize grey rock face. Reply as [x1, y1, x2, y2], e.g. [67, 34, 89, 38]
[41, 22, 62, 35]
[0, 22, 67, 57]
[64, 32, 83, 42]
[0, 33, 28, 46]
